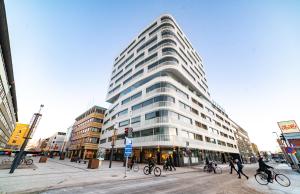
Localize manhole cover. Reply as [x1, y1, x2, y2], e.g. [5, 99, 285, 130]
[111, 174, 118, 177]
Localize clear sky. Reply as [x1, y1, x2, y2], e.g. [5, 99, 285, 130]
[4, 0, 300, 152]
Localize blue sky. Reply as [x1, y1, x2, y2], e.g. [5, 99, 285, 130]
[4, 0, 300, 151]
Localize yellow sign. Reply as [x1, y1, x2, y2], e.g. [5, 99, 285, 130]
[8, 123, 30, 148]
[278, 120, 299, 134]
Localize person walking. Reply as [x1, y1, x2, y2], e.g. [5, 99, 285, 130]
[169, 155, 176, 171]
[236, 159, 248, 179]
[229, 158, 238, 174]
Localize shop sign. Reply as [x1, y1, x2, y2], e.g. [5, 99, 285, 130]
[278, 120, 299, 134]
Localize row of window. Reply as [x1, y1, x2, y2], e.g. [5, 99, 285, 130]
[137, 36, 158, 53]
[135, 53, 157, 69]
[123, 69, 144, 85]
[117, 53, 134, 70]
[71, 127, 102, 140]
[115, 69, 132, 84]
[75, 118, 103, 129]
[101, 124, 236, 149]
[132, 95, 175, 111]
[148, 56, 179, 70]
[121, 91, 142, 105]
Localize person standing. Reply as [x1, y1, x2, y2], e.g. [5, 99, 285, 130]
[236, 159, 249, 179]
[229, 158, 238, 174]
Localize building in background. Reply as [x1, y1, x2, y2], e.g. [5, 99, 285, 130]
[232, 121, 255, 163]
[251, 143, 260, 156]
[99, 14, 243, 166]
[0, 0, 18, 149]
[62, 126, 73, 155]
[47, 132, 66, 156]
[37, 138, 50, 152]
[7, 123, 29, 150]
[68, 106, 106, 159]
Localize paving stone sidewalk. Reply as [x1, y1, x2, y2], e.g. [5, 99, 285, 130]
[0, 157, 198, 193]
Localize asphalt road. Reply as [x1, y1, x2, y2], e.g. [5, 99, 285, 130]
[41, 166, 263, 194]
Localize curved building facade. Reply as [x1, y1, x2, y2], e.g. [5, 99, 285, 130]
[100, 14, 240, 166]
[0, 0, 18, 149]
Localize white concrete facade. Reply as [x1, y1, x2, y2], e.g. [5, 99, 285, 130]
[99, 14, 240, 163]
[47, 132, 66, 152]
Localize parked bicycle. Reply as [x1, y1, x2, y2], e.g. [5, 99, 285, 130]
[143, 164, 161, 177]
[203, 162, 222, 174]
[20, 157, 33, 165]
[1, 157, 14, 165]
[255, 168, 290, 187]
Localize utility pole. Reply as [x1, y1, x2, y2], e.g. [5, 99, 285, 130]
[9, 104, 44, 174]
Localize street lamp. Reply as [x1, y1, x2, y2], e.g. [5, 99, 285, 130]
[109, 122, 118, 168]
[272, 132, 280, 139]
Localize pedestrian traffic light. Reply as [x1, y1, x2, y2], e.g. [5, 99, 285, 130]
[125, 128, 128, 137]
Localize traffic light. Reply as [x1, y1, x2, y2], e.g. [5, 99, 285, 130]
[280, 134, 286, 141]
[125, 128, 128, 137]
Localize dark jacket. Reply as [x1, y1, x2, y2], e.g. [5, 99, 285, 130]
[236, 160, 243, 170]
[258, 158, 273, 171]
[229, 160, 235, 167]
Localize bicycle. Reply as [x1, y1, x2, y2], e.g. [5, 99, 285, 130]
[203, 162, 222, 174]
[128, 160, 139, 172]
[19, 157, 33, 165]
[255, 168, 291, 187]
[143, 164, 161, 177]
[1, 157, 14, 165]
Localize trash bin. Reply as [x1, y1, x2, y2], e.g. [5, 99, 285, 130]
[39, 156, 47, 163]
[88, 159, 99, 169]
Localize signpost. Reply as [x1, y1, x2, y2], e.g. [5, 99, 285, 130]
[124, 137, 132, 178]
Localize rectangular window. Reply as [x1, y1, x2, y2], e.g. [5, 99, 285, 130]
[145, 112, 156, 120]
[118, 109, 128, 117]
[119, 120, 129, 127]
[195, 134, 203, 141]
[131, 116, 141, 124]
[141, 128, 153, 137]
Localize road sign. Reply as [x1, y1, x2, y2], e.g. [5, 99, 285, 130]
[124, 139, 132, 157]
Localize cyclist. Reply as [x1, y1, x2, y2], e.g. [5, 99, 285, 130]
[257, 157, 273, 183]
[147, 156, 155, 174]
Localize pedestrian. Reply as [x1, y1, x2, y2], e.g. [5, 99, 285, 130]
[170, 155, 176, 171]
[236, 159, 248, 179]
[229, 158, 238, 174]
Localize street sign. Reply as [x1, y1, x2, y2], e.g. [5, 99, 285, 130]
[124, 138, 132, 157]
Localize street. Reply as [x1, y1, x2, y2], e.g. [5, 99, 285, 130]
[42, 168, 261, 194]
[1, 157, 299, 194]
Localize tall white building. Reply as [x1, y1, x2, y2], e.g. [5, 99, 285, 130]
[100, 14, 241, 166]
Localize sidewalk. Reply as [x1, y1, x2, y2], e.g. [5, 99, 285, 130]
[0, 157, 198, 193]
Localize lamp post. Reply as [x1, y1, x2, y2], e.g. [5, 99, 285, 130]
[10, 104, 44, 174]
[109, 122, 118, 168]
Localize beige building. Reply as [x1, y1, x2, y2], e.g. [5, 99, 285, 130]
[68, 106, 106, 159]
[251, 143, 260, 156]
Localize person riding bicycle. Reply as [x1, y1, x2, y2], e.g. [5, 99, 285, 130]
[257, 157, 273, 183]
[147, 156, 155, 174]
